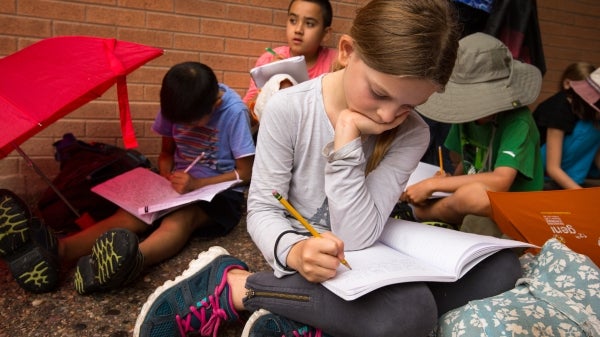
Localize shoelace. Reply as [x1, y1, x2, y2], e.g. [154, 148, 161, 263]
[288, 325, 323, 337]
[175, 264, 240, 337]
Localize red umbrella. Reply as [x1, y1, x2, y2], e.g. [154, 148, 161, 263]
[0, 36, 163, 219]
[1, 36, 163, 156]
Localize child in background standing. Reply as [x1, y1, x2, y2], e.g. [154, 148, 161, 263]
[242, 0, 337, 104]
[134, 2, 522, 337]
[0, 62, 255, 295]
[534, 62, 600, 190]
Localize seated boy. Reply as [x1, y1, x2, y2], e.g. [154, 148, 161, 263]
[393, 33, 544, 231]
[0, 62, 255, 294]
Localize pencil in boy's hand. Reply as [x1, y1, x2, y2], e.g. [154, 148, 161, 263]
[272, 190, 352, 270]
[437, 146, 445, 174]
[184, 152, 205, 173]
[265, 47, 284, 59]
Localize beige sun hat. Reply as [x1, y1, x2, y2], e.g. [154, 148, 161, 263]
[416, 32, 542, 123]
[570, 68, 600, 113]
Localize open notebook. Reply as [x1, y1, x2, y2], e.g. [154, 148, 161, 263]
[91, 167, 240, 224]
[322, 218, 535, 300]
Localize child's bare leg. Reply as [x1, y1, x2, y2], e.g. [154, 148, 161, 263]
[139, 205, 208, 266]
[227, 268, 252, 310]
[414, 182, 491, 225]
[59, 208, 146, 264]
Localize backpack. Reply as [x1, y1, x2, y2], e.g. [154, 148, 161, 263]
[37, 133, 153, 234]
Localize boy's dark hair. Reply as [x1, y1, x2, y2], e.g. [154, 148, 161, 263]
[160, 62, 219, 124]
[288, 0, 333, 28]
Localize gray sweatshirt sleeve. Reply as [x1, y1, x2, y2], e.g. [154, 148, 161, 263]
[324, 111, 430, 250]
[247, 83, 329, 277]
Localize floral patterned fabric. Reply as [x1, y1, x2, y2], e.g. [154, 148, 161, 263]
[436, 239, 600, 336]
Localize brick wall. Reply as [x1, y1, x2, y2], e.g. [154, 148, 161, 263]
[0, 0, 598, 202]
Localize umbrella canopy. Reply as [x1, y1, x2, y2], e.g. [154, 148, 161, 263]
[0, 36, 163, 158]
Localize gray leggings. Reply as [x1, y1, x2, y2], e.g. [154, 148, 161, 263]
[243, 249, 521, 337]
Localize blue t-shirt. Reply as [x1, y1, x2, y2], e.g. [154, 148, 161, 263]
[535, 91, 600, 183]
[152, 83, 255, 179]
[540, 120, 600, 184]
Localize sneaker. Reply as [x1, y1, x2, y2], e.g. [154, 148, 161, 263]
[0, 189, 59, 293]
[390, 202, 458, 230]
[242, 309, 331, 337]
[423, 221, 458, 230]
[73, 228, 144, 294]
[134, 246, 249, 337]
[390, 201, 416, 221]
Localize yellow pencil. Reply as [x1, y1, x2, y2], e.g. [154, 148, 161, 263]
[272, 190, 352, 270]
[437, 146, 445, 174]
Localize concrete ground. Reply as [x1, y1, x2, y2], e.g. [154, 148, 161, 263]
[0, 215, 270, 337]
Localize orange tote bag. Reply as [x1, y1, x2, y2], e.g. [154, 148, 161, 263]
[488, 187, 600, 266]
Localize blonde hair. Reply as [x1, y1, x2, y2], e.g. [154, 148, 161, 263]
[350, 0, 460, 173]
[561, 62, 598, 122]
[560, 62, 595, 90]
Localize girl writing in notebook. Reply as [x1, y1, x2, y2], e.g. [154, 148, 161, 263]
[135, 1, 522, 336]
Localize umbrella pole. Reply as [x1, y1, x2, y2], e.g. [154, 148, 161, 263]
[13, 144, 81, 218]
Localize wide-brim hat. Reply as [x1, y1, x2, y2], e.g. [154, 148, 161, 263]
[570, 68, 600, 113]
[416, 32, 542, 123]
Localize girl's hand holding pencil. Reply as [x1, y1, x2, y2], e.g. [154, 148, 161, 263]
[287, 232, 349, 283]
[272, 190, 352, 282]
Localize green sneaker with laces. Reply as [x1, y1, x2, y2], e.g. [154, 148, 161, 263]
[423, 221, 458, 230]
[390, 201, 417, 221]
[134, 246, 248, 337]
[73, 228, 144, 294]
[242, 309, 332, 337]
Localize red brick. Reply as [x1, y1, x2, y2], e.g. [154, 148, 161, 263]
[0, 16, 50, 36]
[201, 19, 249, 39]
[118, 28, 173, 49]
[226, 38, 267, 57]
[86, 6, 146, 28]
[175, 0, 227, 19]
[228, 5, 273, 25]
[249, 24, 286, 43]
[147, 13, 201, 34]
[53, 21, 117, 38]
[131, 102, 160, 120]
[173, 34, 225, 52]
[0, 1, 16, 13]
[248, 0, 286, 10]
[119, 0, 174, 12]
[18, 0, 85, 21]
[0, 35, 17, 55]
[224, 71, 252, 91]
[200, 54, 248, 72]
[159, 50, 203, 67]
[144, 85, 162, 101]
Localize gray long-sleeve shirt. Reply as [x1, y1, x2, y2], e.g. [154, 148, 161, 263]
[247, 76, 429, 277]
